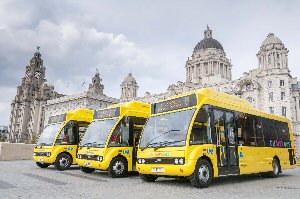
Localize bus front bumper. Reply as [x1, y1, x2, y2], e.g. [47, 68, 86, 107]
[33, 155, 54, 164]
[136, 160, 196, 177]
[76, 158, 110, 171]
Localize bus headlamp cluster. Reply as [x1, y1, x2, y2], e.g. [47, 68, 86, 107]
[33, 152, 36, 156]
[46, 152, 51, 157]
[137, 159, 146, 164]
[97, 156, 103, 162]
[174, 158, 185, 165]
[77, 154, 82, 159]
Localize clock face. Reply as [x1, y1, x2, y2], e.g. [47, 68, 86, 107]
[34, 71, 41, 79]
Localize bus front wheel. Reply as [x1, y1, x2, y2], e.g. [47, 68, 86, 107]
[80, 166, 95, 173]
[108, 157, 128, 178]
[140, 174, 158, 182]
[55, 153, 72, 171]
[190, 159, 213, 188]
[36, 162, 50, 168]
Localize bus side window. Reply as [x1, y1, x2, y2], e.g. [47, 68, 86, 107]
[56, 121, 76, 145]
[262, 118, 278, 146]
[235, 112, 245, 145]
[276, 122, 290, 142]
[190, 105, 211, 145]
[254, 116, 265, 146]
[109, 117, 130, 147]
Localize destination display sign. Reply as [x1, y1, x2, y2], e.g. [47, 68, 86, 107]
[48, 114, 67, 124]
[94, 107, 120, 119]
[152, 94, 197, 114]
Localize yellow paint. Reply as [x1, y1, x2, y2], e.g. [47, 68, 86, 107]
[137, 88, 298, 178]
[33, 108, 94, 165]
[77, 101, 150, 172]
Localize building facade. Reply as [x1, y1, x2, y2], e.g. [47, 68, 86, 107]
[135, 27, 300, 154]
[8, 48, 63, 143]
[9, 27, 300, 153]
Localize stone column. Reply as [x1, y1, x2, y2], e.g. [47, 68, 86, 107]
[296, 96, 300, 122]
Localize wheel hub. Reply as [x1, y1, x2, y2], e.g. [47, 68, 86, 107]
[59, 157, 69, 168]
[113, 161, 124, 175]
[198, 165, 209, 182]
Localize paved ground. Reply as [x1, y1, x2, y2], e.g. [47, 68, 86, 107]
[0, 161, 299, 199]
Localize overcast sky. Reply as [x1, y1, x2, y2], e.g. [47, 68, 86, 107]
[1, 0, 300, 126]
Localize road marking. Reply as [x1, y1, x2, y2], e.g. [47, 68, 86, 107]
[60, 172, 108, 182]
[0, 179, 16, 189]
[23, 173, 67, 185]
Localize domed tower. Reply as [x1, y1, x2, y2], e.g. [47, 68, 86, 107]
[120, 73, 138, 100]
[186, 26, 232, 85]
[257, 33, 289, 72]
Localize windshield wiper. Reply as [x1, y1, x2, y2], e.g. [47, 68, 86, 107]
[153, 139, 186, 151]
[81, 142, 97, 147]
[143, 130, 180, 150]
[93, 143, 105, 148]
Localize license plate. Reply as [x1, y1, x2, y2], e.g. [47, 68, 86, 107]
[151, 167, 165, 173]
[38, 158, 44, 162]
[85, 162, 92, 167]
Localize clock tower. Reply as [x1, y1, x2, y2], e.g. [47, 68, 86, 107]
[9, 47, 61, 143]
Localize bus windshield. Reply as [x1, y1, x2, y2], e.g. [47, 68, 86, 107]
[80, 118, 118, 148]
[140, 108, 196, 149]
[37, 123, 64, 146]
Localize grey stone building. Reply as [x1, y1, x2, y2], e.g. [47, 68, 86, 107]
[8, 48, 63, 143]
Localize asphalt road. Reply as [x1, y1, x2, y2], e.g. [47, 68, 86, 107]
[0, 160, 299, 199]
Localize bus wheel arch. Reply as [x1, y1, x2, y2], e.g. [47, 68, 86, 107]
[108, 155, 128, 178]
[55, 152, 73, 171]
[273, 155, 282, 173]
[189, 156, 214, 188]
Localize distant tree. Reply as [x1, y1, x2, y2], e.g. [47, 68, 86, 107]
[0, 136, 6, 142]
[31, 135, 38, 144]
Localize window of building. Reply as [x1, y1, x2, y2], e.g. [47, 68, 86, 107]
[269, 92, 274, 101]
[268, 80, 273, 88]
[280, 80, 285, 87]
[276, 53, 280, 67]
[268, 54, 271, 65]
[282, 106, 287, 117]
[245, 84, 251, 91]
[269, 107, 274, 114]
[281, 92, 286, 101]
[190, 105, 212, 145]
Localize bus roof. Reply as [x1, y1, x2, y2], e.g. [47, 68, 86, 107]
[48, 108, 94, 124]
[94, 101, 151, 120]
[154, 88, 290, 123]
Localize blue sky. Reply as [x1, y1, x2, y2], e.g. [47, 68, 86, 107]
[1, 0, 300, 125]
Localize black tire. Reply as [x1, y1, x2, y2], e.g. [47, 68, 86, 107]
[80, 166, 95, 173]
[108, 157, 128, 178]
[261, 158, 280, 178]
[140, 174, 158, 182]
[189, 159, 213, 188]
[55, 153, 72, 171]
[36, 162, 50, 168]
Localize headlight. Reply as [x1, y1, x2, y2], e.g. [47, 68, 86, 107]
[141, 159, 145, 164]
[137, 159, 142, 164]
[179, 158, 184, 165]
[174, 158, 184, 165]
[33, 152, 36, 156]
[137, 159, 145, 164]
[175, 158, 179, 164]
[97, 156, 103, 162]
[77, 154, 81, 159]
[46, 152, 51, 157]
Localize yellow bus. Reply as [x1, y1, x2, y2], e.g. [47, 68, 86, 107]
[33, 108, 93, 170]
[137, 88, 298, 188]
[76, 101, 150, 177]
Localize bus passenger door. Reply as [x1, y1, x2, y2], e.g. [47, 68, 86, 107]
[130, 117, 147, 170]
[214, 109, 239, 176]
